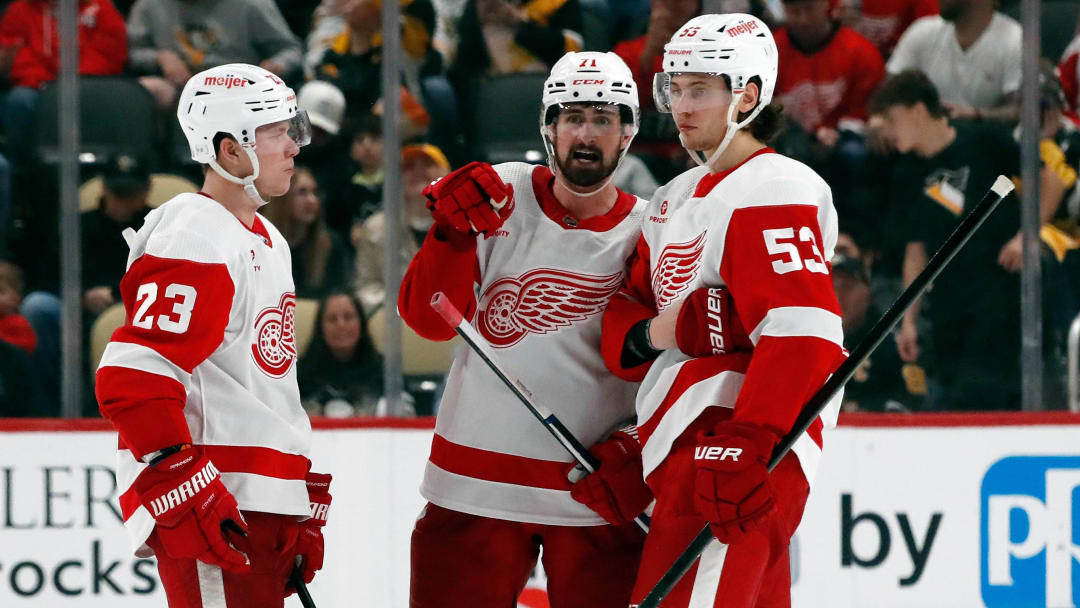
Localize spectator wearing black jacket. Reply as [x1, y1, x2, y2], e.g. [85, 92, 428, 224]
[81, 155, 152, 320]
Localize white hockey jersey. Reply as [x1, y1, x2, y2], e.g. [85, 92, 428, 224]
[399, 163, 646, 525]
[96, 192, 312, 556]
[604, 148, 846, 486]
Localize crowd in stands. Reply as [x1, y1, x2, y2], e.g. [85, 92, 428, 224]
[0, 0, 1075, 418]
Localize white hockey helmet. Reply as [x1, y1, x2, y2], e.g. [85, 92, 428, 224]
[539, 51, 640, 194]
[177, 63, 311, 204]
[654, 14, 779, 167]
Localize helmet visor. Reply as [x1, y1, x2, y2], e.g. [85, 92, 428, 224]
[288, 109, 312, 148]
[653, 72, 731, 115]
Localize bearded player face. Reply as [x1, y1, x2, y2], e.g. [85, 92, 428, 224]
[549, 104, 630, 188]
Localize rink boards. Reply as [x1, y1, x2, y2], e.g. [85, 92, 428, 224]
[0, 413, 1077, 607]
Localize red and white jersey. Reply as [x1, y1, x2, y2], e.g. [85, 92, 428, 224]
[96, 192, 312, 556]
[603, 148, 846, 486]
[774, 26, 885, 133]
[399, 163, 646, 526]
[1061, 36, 1080, 120]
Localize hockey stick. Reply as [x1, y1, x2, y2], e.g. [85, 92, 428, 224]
[289, 563, 316, 608]
[430, 292, 651, 533]
[637, 175, 1015, 607]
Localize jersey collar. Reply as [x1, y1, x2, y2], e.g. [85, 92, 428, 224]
[198, 191, 274, 247]
[693, 147, 776, 198]
[531, 166, 637, 232]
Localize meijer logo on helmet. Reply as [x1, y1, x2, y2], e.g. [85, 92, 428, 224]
[203, 75, 248, 89]
[727, 21, 759, 37]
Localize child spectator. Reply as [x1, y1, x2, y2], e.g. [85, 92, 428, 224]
[127, 0, 301, 108]
[81, 155, 151, 319]
[0, 0, 127, 163]
[352, 143, 448, 314]
[868, 71, 1056, 410]
[262, 166, 351, 299]
[298, 290, 386, 416]
[0, 260, 39, 415]
[321, 114, 384, 233]
[0, 260, 35, 355]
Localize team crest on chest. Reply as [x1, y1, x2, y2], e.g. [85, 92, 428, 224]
[251, 292, 297, 378]
[477, 268, 622, 347]
[652, 231, 706, 311]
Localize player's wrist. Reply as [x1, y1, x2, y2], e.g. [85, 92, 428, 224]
[142, 443, 193, 466]
[622, 318, 663, 367]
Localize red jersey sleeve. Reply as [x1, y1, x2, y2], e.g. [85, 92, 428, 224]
[79, 0, 127, 76]
[398, 226, 481, 341]
[601, 234, 657, 381]
[96, 253, 235, 460]
[719, 203, 845, 436]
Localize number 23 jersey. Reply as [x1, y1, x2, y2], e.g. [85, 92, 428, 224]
[96, 192, 311, 556]
[618, 148, 846, 486]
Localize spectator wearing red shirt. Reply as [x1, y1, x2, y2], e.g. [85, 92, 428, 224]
[775, 0, 886, 249]
[775, 0, 886, 144]
[847, 0, 939, 58]
[1060, 35, 1080, 123]
[0, 0, 126, 163]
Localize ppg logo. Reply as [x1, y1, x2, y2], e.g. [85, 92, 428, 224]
[980, 456, 1080, 607]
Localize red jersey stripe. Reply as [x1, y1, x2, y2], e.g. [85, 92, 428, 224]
[428, 433, 573, 491]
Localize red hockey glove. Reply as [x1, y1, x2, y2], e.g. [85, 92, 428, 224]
[676, 286, 752, 357]
[693, 421, 779, 545]
[567, 428, 653, 525]
[424, 161, 514, 235]
[286, 472, 332, 597]
[134, 446, 250, 572]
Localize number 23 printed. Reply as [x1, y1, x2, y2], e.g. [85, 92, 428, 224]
[132, 282, 197, 334]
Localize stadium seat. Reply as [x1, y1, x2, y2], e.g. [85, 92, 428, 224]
[34, 77, 157, 166]
[78, 173, 200, 211]
[90, 302, 127, 373]
[366, 305, 459, 375]
[294, 297, 320, 358]
[468, 74, 548, 164]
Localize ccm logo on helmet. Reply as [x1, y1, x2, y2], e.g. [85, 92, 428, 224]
[572, 79, 605, 85]
[203, 75, 248, 89]
[727, 21, 759, 37]
[694, 446, 743, 461]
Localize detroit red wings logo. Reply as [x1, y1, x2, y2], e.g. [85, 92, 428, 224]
[652, 232, 706, 311]
[251, 292, 297, 378]
[477, 269, 623, 347]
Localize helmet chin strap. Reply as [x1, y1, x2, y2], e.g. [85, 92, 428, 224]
[684, 91, 745, 170]
[208, 147, 269, 207]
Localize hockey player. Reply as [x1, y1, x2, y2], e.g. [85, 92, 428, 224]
[95, 63, 332, 607]
[601, 15, 846, 607]
[398, 51, 653, 607]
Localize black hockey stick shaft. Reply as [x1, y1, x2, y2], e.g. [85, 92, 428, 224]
[290, 564, 316, 608]
[430, 293, 651, 533]
[638, 175, 1015, 607]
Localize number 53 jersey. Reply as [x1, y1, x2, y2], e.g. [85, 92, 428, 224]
[610, 148, 846, 488]
[96, 192, 312, 556]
